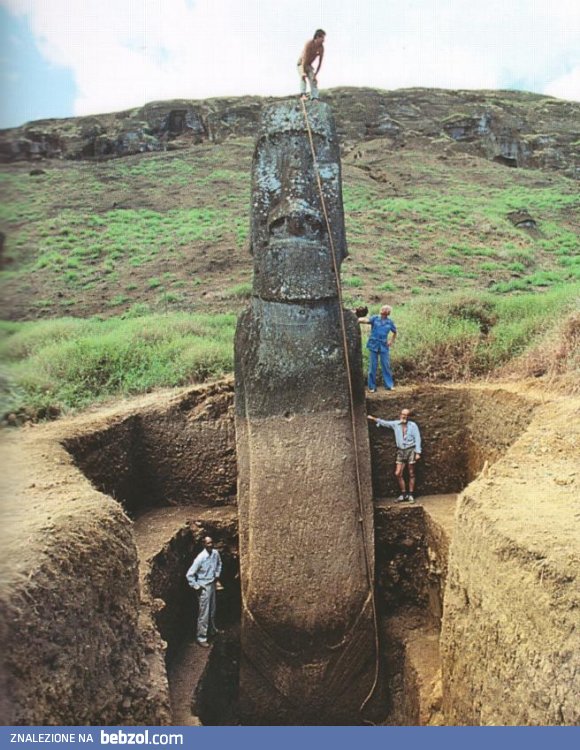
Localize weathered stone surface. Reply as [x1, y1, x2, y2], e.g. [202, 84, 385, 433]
[1, 89, 577, 178]
[234, 100, 376, 724]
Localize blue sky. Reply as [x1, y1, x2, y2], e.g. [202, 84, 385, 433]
[1, 0, 579, 129]
[0, 7, 76, 127]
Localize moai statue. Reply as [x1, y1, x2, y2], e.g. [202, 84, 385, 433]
[234, 101, 376, 725]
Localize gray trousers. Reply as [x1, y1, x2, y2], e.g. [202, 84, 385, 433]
[196, 582, 217, 641]
[298, 64, 319, 99]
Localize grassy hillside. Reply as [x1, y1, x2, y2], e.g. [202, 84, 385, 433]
[1, 128, 578, 321]
[1, 284, 578, 421]
[0, 89, 578, 419]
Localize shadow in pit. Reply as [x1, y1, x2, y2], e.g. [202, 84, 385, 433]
[58, 383, 537, 725]
[192, 627, 241, 725]
[374, 499, 454, 725]
[158, 499, 450, 726]
[147, 521, 241, 665]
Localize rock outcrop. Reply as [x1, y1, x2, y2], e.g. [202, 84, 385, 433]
[234, 101, 376, 724]
[1, 88, 578, 179]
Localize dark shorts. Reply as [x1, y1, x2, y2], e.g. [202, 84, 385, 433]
[396, 446, 416, 464]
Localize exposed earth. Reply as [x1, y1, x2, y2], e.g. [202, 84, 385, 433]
[0, 86, 578, 726]
[0, 379, 578, 725]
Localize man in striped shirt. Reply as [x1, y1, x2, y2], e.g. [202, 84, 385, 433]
[368, 408, 422, 503]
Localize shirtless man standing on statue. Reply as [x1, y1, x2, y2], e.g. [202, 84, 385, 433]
[297, 29, 326, 101]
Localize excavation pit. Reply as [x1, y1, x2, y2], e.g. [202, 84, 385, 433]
[2, 381, 577, 725]
[133, 495, 453, 725]
[61, 382, 534, 725]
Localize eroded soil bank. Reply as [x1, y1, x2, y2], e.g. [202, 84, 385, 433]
[0, 380, 578, 725]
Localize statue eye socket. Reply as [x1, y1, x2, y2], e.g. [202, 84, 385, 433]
[303, 215, 324, 235]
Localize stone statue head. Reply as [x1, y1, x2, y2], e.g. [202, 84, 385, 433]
[249, 101, 347, 302]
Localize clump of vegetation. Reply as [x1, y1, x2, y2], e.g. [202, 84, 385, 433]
[499, 310, 580, 392]
[364, 283, 580, 382]
[0, 312, 236, 420]
[445, 295, 498, 335]
[2, 284, 578, 422]
[226, 282, 252, 299]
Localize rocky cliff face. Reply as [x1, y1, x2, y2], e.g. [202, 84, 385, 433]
[1, 87, 578, 179]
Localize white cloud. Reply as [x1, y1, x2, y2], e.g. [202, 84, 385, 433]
[544, 65, 580, 100]
[2, 0, 579, 117]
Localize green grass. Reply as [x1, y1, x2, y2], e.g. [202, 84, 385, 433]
[1, 132, 577, 314]
[0, 148, 252, 304]
[225, 282, 252, 299]
[342, 275, 364, 288]
[362, 283, 580, 380]
[0, 313, 236, 418]
[1, 284, 578, 419]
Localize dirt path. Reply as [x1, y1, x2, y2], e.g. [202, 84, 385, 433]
[166, 640, 208, 725]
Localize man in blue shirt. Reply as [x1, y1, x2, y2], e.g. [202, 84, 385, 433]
[368, 408, 422, 502]
[358, 305, 397, 392]
[186, 536, 223, 647]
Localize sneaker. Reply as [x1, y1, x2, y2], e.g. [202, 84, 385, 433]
[368, 388, 376, 393]
[395, 494, 406, 503]
[197, 640, 210, 648]
[406, 494, 415, 503]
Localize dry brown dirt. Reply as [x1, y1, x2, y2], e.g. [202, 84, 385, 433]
[0, 378, 578, 725]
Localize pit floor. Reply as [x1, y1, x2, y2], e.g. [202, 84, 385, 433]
[133, 494, 458, 725]
[375, 493, 457, 536]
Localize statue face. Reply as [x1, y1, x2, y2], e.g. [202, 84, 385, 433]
[249, 103, 347, 302]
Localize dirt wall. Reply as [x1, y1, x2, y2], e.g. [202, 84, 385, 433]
[64, 381, 236, 513]
[0, 431, 170, 725]
[64, 384, 534, 513]
[464, 389, 536, 480]
[2, 379, 575, 726]
[441, 396, 580, 725]
[367, 387, 468, 497]
[375, 505, 436, 616]
[367, 386, 534, 499]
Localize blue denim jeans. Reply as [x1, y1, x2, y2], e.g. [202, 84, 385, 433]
[368, 347, 394, 390]
[298, 64, 319, 99]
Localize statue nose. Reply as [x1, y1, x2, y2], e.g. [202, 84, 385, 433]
[287, 214, 306, 236]
[268, 199, 323, 239]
